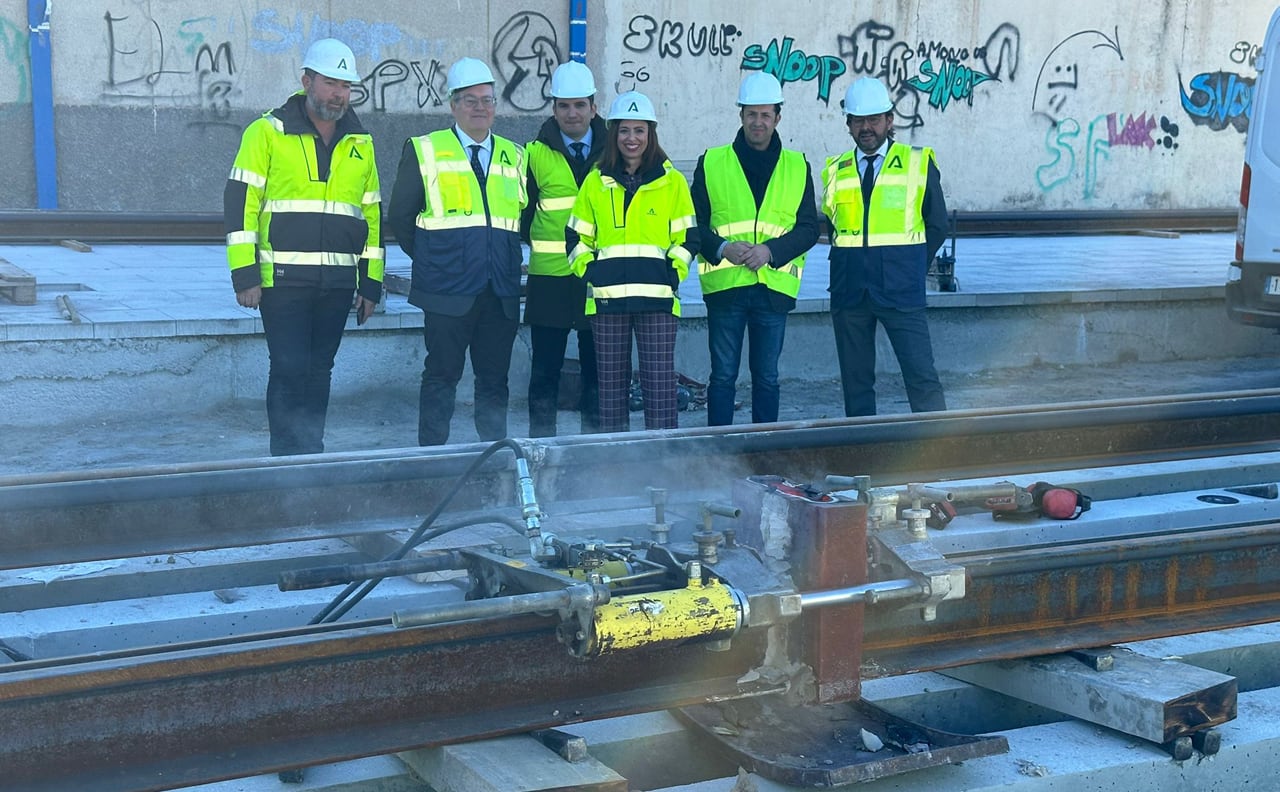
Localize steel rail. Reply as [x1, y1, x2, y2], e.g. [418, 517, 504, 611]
[4, 390, 1280, 571]
[3, 518, 1279, 791]
[0, 209, 1235, 244]
[863, 520, 1280, 676]
[0, 615, 776, 792]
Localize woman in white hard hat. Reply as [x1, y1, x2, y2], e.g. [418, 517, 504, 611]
[566, 91, 700, 432]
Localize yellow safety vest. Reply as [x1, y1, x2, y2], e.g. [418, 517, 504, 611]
[411, 129, 525, 234]
[697, 145, 807, 297]
[225, 93, 383, 291]
[567, 161, 695, 316]
[525, 140, 579, 277]
[822, 141, 931, 248]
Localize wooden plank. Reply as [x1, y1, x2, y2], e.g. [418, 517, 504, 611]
[943, 646, 1236, 743]
[0, 259, 36, 305]
[399, 734, 627, 792]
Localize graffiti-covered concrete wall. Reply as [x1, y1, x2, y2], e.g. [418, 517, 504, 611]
[0, 1, 1269, 212]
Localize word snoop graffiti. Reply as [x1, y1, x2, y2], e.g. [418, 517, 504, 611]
[1179, 71, 1253, 133]
[740, 38, 845, 103]
[906, 58, 995, 111]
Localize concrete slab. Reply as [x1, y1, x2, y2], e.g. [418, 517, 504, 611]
[0, 575, 458, 659]
[942, 649, 1236, 743]
[184, 756, 422, 792]
[0, 538, 371, 612]
[0, 232, 1270, 432]
[399, 735, 627, 791]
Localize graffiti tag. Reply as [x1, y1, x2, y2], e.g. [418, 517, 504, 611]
[906, 58, 994, 111]
[1179, 71, 1253, 133]
[740, 37, 845, 104]
[623, 15, 741, 59]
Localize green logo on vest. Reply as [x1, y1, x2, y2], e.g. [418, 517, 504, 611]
[647, 207, 657, 216]
[499, 150, 512, 165]
[886, 154, 902, 169]
[350, 146, 362, 159]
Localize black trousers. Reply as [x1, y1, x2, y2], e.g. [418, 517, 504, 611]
[527, 324, 600, 437]
[419, 288, 519, 446]
[258, 286, 353, 456]
[832, 296, 946, 417]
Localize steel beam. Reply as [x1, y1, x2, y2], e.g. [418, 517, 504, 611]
[0, 617, 775, 792]
[862, 522, 1280, 676]
[5, 393, 1280, 571]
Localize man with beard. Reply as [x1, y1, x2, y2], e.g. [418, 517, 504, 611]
[691, 72, 819, 426]
[821, 77, 948, 417]
[224, 38, 382, 456]
[520, 60, 605, 437]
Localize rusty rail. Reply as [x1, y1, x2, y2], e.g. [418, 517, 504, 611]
[4, 519, 1280, 791]
[5, 393, 1280, 790]
[4, 390, 1280, 570]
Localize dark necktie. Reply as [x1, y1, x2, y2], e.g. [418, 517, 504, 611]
[570, 141, 586, 166]
[860, 153, 878, 203]
[468, 143, 486, 183]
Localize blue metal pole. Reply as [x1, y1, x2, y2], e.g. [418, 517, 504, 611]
[569, 0, 587, 63]
[28, 0, 57, 209]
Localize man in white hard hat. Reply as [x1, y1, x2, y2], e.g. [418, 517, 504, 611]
[691, 71, 819, 426]
[520, 60, 605, 437]
[224, 38, 382, 456]
[821, 76, 948, 417]
[388, 57, 527, 446]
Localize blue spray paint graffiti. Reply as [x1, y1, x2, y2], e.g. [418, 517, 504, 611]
[250, 10, 439, 61]
[740, 37, 845, 104]
[1179, 71, 1253, 133]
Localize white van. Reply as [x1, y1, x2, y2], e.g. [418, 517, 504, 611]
[1227, 7, 1280, 327]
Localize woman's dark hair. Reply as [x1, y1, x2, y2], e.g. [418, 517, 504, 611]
[598, 119, 667, 174]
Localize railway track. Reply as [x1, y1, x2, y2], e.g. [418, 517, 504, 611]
[0, 209, 1236, 244]
[3, 392, 1280, 791]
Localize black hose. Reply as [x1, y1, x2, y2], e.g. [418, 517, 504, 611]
[310, 439, 528, 624]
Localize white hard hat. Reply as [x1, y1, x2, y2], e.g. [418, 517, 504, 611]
[608, 91, 657, 122]
[447, 57, 495, 94]
[550, 60, 596, 99]
[738, 72, 784, 106]
[302, 38, 359, 82]
[843, 77, 893, 116]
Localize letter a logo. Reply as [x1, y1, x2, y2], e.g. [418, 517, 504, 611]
[500, 150, 512, 165]
[350, 146, 362, 159]
[338, 58, 348, 71]
[628, 101, 639, 113]
[886, 154, 903, 169]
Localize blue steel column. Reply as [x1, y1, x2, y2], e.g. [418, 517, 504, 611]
[569, 0, 587, 62]
[27, 0, 57, 209]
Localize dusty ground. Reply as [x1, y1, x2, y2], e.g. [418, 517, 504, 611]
[5, 355, 1280, 478]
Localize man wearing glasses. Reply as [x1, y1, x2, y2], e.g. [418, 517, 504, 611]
[389, 57, 528, 445]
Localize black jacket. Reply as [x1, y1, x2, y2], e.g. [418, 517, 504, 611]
[691, 128, 820, 312]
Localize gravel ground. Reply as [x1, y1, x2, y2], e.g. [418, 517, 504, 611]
[5, 355, 1280, 478]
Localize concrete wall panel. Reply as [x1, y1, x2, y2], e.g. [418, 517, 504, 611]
[0, 1, 1269, 211]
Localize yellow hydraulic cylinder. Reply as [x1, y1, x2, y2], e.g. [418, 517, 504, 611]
[585, 577, 741, 656]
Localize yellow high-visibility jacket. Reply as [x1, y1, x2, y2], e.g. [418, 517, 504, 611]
[224, 92, 383, 302]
